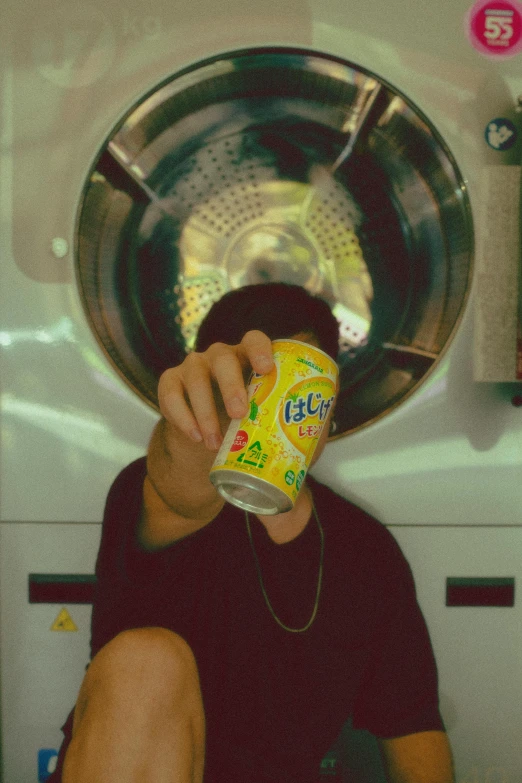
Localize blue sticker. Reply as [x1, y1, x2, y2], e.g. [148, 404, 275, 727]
[38, 749, 58, 781]
[485, 118, 518, 150]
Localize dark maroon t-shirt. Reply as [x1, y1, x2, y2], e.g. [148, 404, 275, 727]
[51, 457, 444, 782]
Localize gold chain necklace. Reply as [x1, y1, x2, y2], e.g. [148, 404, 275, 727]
[244, 505, 324, 633]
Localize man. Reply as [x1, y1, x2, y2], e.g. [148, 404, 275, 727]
[51, 283, 454, 783]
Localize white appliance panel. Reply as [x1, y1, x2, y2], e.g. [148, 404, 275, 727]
[390, 526, 522, 782]
[0, 523, 101, 783]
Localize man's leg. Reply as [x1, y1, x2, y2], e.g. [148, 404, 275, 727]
[62, 627, 205, 783]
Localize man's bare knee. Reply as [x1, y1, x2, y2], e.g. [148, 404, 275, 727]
[64, 628, 205, 782]
[74, 627, 201, 731]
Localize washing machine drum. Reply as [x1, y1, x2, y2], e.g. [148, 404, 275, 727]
[76, 48, 473, 436]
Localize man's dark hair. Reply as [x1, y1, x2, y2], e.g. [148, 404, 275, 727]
[195, 283, 339, 360]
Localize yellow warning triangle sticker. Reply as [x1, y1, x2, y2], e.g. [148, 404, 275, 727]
[51, 607, 78, 632]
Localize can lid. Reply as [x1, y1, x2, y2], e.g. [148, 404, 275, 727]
[215, 480, 292, 515]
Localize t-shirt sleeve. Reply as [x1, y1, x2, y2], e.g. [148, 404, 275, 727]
[352, 529, 445, 739]
[89, 457, 174, 657]
[93, 457, 175, 581]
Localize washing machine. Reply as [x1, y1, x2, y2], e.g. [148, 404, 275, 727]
[1, 0, 522, 780]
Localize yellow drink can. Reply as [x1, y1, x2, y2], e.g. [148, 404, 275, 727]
[210, 339, 338, 514]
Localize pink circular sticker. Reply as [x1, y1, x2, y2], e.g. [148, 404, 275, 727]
[467, 0, 522, 56]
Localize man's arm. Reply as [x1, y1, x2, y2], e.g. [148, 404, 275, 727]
[138, 420, 225, 550]
[378, 731, 455, 783]
[139, 330, 274, 550]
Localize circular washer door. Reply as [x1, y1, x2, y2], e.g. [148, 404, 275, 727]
[76, 48, 473, 437]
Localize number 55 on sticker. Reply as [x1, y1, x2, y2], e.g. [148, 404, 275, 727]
[484, 12, 514, 40]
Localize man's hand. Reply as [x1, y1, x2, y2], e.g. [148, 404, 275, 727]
[140, 330, 274, 549]
[158, 329, 274, 452]
[378, 731, 455, 783]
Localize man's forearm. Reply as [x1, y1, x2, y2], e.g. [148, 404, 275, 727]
[139, 418, 224, 549]
[147, 418, 220, 513]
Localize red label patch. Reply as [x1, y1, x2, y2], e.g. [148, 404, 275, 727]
[230, 430, 248, 451]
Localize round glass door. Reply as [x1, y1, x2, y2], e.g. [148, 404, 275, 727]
[76, 48, 473, 437]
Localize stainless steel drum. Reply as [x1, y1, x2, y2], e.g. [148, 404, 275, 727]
[76, 48, 473, 437]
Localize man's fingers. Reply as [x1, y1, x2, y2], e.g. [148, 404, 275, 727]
[158, 369, 204, 444]
[181, 353, 227, 450]
[208, 333, 274, 418]
[239, 330, 274, 376]
[206, 343, 249, 420]
[157, 333, 274, 451]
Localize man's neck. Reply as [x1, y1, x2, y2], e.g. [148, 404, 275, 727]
[256, 484, 313, 544]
